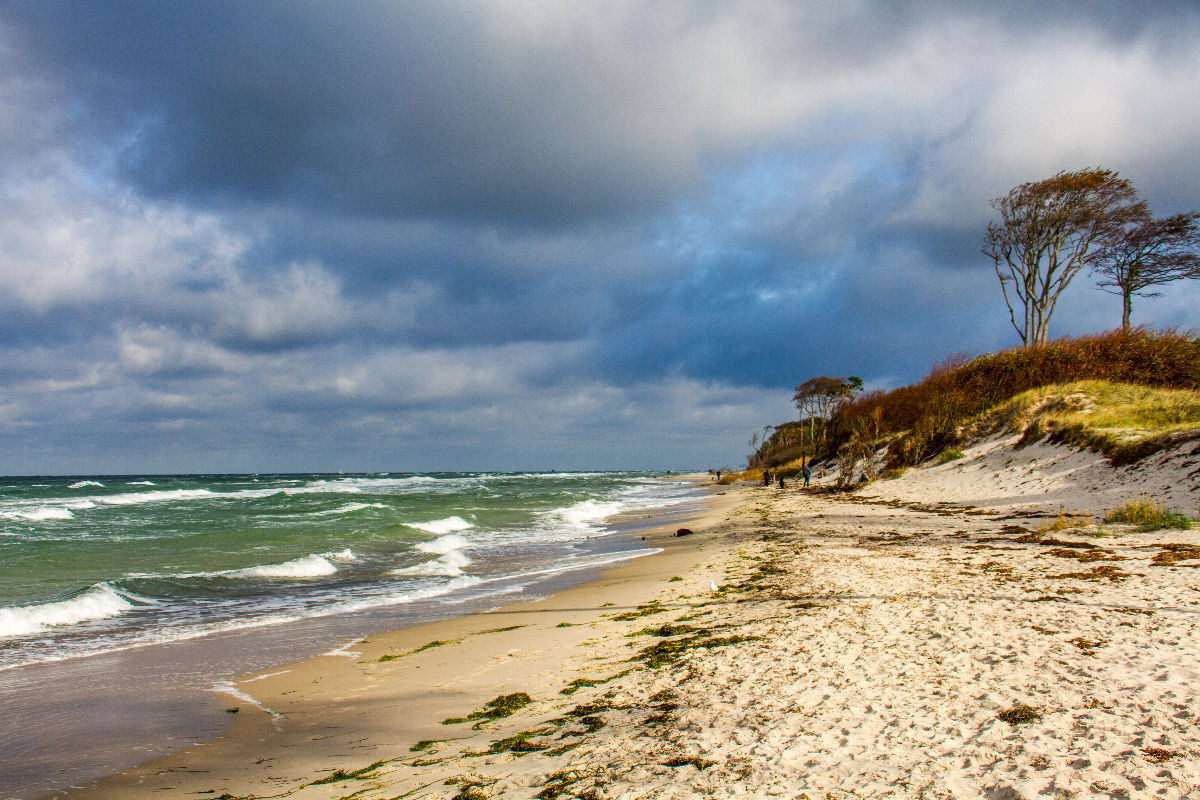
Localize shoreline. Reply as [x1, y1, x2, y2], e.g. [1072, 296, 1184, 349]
[48, 478, 740, 800]
[39, 436, 1200, 798]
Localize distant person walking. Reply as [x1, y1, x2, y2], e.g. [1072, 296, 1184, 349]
[762, 469, 771, 486]
[777, 473, 785, 489]
[802, 464, 811, 487]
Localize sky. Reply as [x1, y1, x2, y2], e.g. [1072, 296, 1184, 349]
[2, 1, 1199, 475]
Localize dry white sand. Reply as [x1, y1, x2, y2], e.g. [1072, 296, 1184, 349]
[60, 441, 1200, 800]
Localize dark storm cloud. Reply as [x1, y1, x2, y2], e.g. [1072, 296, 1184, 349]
[2, 1, 1199, 473]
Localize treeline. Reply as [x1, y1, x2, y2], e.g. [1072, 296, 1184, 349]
[752, 328, 1200, 473]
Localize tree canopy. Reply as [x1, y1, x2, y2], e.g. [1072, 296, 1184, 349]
[983, 168, 1144, 346]
[1092, 211, 1200, 330]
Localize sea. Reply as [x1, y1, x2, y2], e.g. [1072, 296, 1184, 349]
[0, 471, 704, 798]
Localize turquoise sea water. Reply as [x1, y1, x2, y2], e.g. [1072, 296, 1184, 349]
[0, 472, 700, 672]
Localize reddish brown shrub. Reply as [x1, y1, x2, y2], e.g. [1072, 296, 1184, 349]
[831, 328, 1200, 464]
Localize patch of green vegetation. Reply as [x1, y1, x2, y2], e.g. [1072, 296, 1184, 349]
[997, 704, 1042, 725]
[626, 622, 703, 638]
[543, 741, 583, 757]
[555, 621, 576, 628]
[1104, 496, 1192, 531]
[478, 729, 553, 756]
[442, 692, 534, 727]
[609, 601, 667, 621]
[450, 782, 491, 800]
[560, 669, 631, 696]
[308, 759, 389, 785]
[479, 625, 527, 634]
[409, 738, 454, 753]
[374, 637, 463, 662]
[631, 633, 761, 669]
[937, 448, 965, 464]
[661, 756, 715, 769]
[224, 706, 239, 713]
[600, 602, 615, 607]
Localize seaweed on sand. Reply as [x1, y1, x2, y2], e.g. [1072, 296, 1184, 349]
[560, 669, 631, 696]
[631, 630, 762, 669]
[1150, 543, 1200, 566]
[997, 704, 1042, 725]
[1048, 565, 1133, 582]
[307, 759, 389, 785]
[443, 693, 534, 727]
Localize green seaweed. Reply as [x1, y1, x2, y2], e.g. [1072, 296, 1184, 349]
[442, 692, 534, 727]
[559, 669, 631, 696]
[308, 759, 389, 785]
[997, 704, 1042, 725]
[609, 601, 667, 621]
[631, 633, 761, 669]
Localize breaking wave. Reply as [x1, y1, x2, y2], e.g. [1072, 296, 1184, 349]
[0, 583, 151, 639]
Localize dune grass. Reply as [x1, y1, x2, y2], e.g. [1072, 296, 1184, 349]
[832, 329, 1200, 465]
[1104, 496, 1192, 531]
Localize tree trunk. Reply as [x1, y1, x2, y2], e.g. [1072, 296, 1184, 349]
[1121, 290, 1132, 331]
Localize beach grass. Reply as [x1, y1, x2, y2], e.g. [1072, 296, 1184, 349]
[1104, 496, 1192, 531]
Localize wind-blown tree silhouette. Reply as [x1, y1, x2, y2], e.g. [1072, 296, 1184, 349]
[984, 168, 1144, 346]
[1092, 211, 1200, 330]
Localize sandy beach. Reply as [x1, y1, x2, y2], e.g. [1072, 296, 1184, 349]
[55, 434, 1200, 800]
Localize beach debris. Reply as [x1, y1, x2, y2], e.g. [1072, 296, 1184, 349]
[1069, 637, 1108, 656]
[710, 579, 720, 593]
[443, 692, 534, 727]
[307, 759, 389, 786]
[661, 756, 716, 770]
[1150, 543, 1200, 566]
[675, 527, 694, 536]
[1142, 747, 1181, 763]
[997, 704, 1042, 725]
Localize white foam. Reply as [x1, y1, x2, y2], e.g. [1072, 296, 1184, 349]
[405, 516, 474, 534]
[558, 499, 624, 529]
[95, 488, 217, 506]
[394, 534, 473, 576]
[8, 506, 75, 521]
[68, 480, 104, 489]
[313, 502, 387, 516]
[225, 553, 340, 579]
[126, 480, 156, 486]
[322, 639, 363, 658]
[209, 680, 281, 722]
[416, 533, 471, 555]
[0, 583, 139, 638]
[392, 549, 473, 577]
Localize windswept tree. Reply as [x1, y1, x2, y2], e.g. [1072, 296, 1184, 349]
[983, 168, 1145, 346]
[792, 375, 863, 449]
[1092, 211, 1200, 330]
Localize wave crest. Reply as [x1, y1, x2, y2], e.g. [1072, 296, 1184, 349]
[405, 516, 474, 534]
[0, 583, 143, 639]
